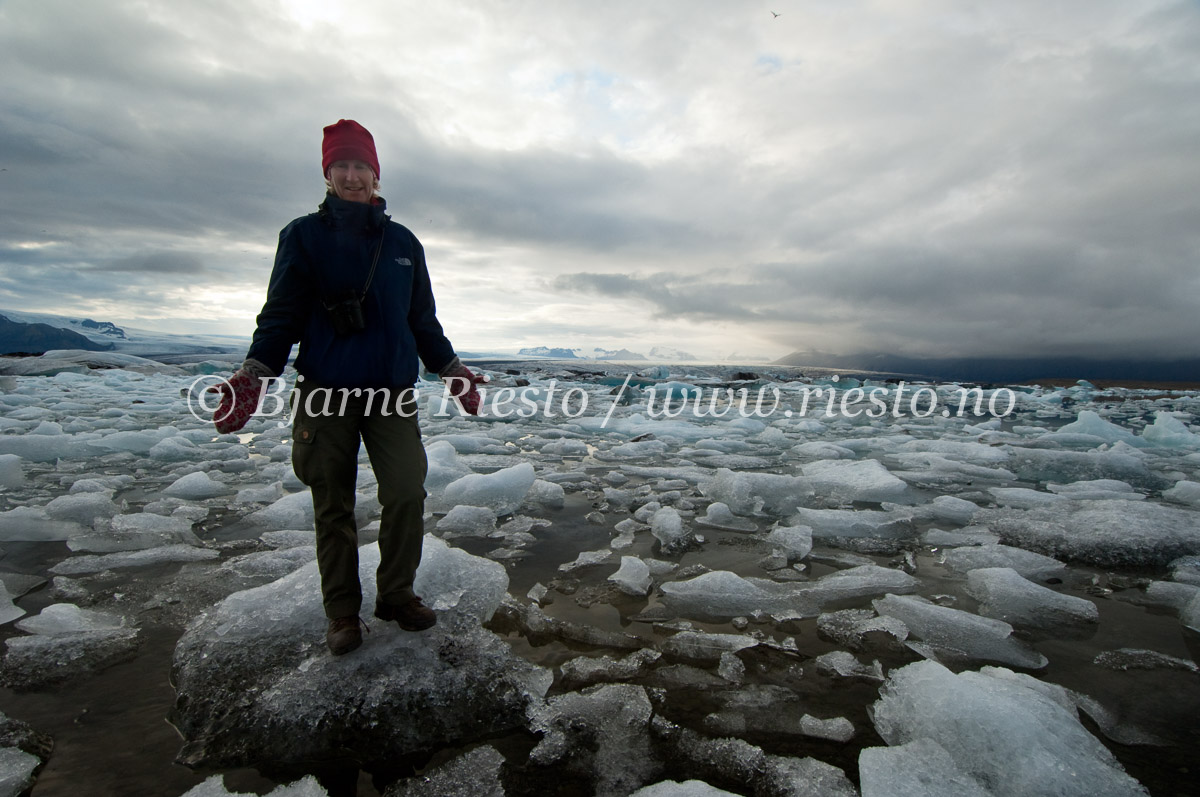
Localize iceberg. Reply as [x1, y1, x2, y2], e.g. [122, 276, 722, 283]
[0, 506, 86, 542]
[800, 458, 909, 504]
[940, 543, 1067, 581]
[987, 486, 1066, 508]
[249, 491, 316, 529]
[435, 505, 497, 535]
[0, 748, 41, 796]
[438, 462, 536, 516]
[0, 454, 23, 490]
[816, 608, 909, 654]
[181, 775, 329, 796]
[1140, 411, 1200, 448]
[695, 502, 757, 532]
[630, 782, 740, 797]
[528, 684, 657, 797]
[789, 507, 913, 539]
[2, 602, 139, 691]
[859, 738, 990, 797]
[661, 565, 917, 620]
[648, 718, 857, 797]
[609, 556, 653, 596]
[928, 495, 979, 526]
[50, 544, 218, 575]
[1052, 410, 1142, 446]
[873, 594, 1047, 669]
[978, 500, 1200, 568]
[921, 527, 1000, 548]
[799, 714, 855, 743]
[651, 507, 693, 553]
[384, 745, 505, 797]
[1003, 446, 1167, 491]
[870, 660, 1148, 796]
[659, 631, 759, 664]
[1046, 478, 1144, 501]
[163, 471, 234, 500]
[965, 567, 1099, 633]
[423, 440, 474, 497]
[699, 468, 813, 516]
[1163, 480, 1200, 507]
[814, 650, 885, 683]
[559, 649, 661, 689]
[765, 524, 813, 560]
[170, 536, 551, 769]
[44, 491, 121, 526]
[0, 583, 24, 626]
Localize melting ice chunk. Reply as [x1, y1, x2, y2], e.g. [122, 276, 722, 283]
[965, 567, 1098, 633]
[181, 774, 329, 796]
[440, 462, 536, 516]
[164, 471, 234, 500]
[859, 737, 990, 797]
[629, 781, 741, 797]
[436, 505, 497, 535]
[15, 604, 124, 635]
[609, 556, 653, 596]
[940, 543, 1067, 581]
[695, 502, 757, 532]
[978, 500, 1200, 568]
[873, 594, 1048, 670]
[765, 524, 813, 560]
[869, 660, 1148, 796]
[651, 507, 692, 553]
[1140, 411, 1200, 448]
[800, 459, 909, 504]
[700, 468, 813, 516]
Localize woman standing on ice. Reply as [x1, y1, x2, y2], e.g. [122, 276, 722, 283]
[212, 119, 485, 655]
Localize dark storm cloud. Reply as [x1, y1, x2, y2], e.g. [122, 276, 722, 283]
[0, 0, 1197, 358]
[100, 253, 207, 274]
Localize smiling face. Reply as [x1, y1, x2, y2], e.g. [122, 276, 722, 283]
[326, 159, 378, 204]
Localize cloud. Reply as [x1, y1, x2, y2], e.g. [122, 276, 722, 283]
[99, 252, 207, 274]
[0, 0, 1197, 361]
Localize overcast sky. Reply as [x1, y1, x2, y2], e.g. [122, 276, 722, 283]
[1, 0, 1198, 362]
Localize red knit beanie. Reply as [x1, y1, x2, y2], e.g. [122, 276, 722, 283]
[321, 119, 380, 178]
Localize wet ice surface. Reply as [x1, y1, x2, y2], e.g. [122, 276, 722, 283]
[0, 361, 1198, 795]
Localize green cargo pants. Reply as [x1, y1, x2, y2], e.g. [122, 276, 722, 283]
[291, 382, 428, 620]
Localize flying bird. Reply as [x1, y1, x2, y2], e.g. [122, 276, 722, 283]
[771, 11, 782, 18]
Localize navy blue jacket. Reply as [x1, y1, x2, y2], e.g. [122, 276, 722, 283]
[246, 195, 457, 388]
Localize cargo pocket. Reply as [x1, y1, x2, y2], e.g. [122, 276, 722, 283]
[291, 423, 317, 486]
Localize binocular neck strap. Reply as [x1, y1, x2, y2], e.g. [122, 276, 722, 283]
[360, 228, 386, 299]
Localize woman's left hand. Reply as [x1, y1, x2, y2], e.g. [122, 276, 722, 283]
[441, 361, 488, 415]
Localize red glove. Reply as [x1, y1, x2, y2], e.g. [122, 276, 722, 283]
[213, 369, 268, 433]
[441, 361, 488, 416]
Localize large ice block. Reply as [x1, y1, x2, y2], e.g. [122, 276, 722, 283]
[870, 660, 1148, 796]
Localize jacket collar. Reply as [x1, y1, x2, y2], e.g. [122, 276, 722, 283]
[318, 194, 389, 230]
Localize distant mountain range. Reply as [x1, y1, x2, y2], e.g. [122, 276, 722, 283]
[0, 309, 245, 359]
[0, 313, 114, 355]
[0, 312, 720, 365]
[516, 345, 699, 362]
[774, 350, 1200, 384]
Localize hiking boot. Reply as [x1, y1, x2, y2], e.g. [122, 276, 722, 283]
[326, 615, 364, 655]
[375, 596, 437, 631]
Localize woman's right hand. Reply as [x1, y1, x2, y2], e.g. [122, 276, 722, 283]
[213, 368, 267, 433]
